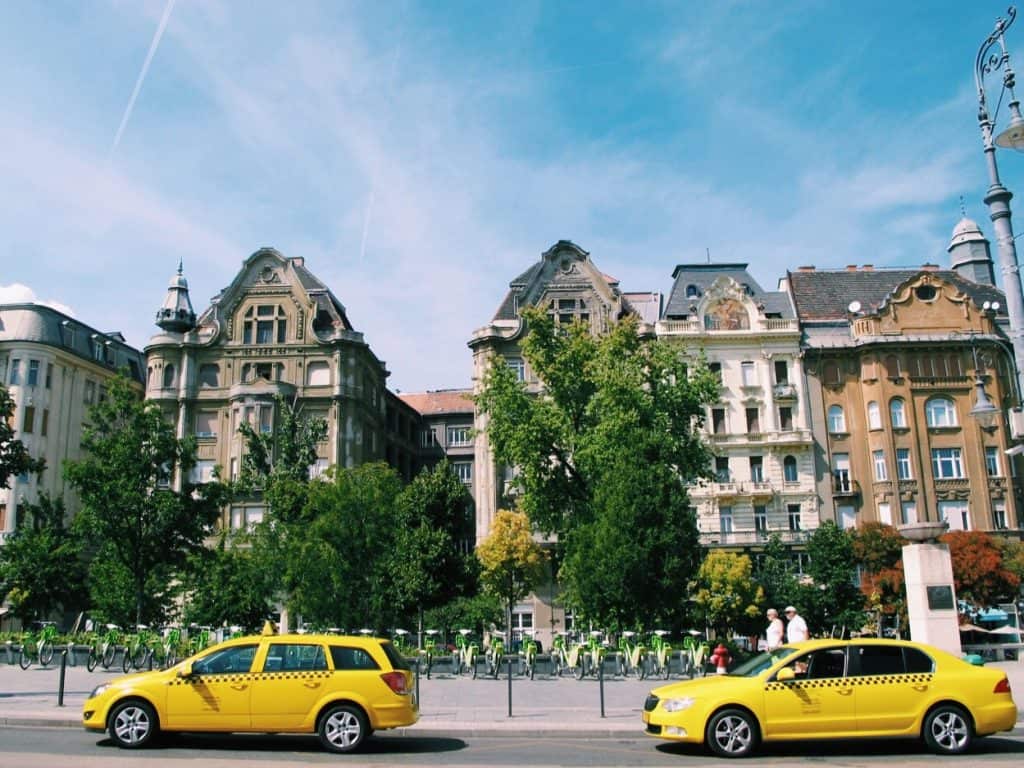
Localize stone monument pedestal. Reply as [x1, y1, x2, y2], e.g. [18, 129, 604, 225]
[899, 522, 961, 656]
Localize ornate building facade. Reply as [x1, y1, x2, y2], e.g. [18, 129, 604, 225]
[144, 248, 410, 529]
[657, 264, 818, 550]
[0, 304, 145, 541]
[786, 218, 1021, 534]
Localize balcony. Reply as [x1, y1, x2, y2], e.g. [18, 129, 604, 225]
[656, 318, 800, 336]
[832, 474, 860, 497]
[700, 529, 811, 547]
[772, 383, 798, 400]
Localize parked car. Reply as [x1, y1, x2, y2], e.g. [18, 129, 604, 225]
[642, 638, 1016, 758]
[83, 631, 417, 752]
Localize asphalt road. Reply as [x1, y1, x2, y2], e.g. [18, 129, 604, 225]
[2, 725, 1023, 768]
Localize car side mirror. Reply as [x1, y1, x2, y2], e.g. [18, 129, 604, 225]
[775, 667, 795, 682]
[177, 661, 194, 678]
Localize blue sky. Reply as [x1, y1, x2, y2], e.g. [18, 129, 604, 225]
[2, 0, 1022, 392]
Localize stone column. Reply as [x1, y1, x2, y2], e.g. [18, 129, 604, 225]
[899, 522, 961, 656]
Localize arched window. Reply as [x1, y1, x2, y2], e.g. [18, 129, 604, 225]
[162, 364, 176, 389]
[783, 455, 798, 483]
[686, 284, 700, 298]
[884, 355, 901, 378]
[828, 404, 846, 433]
[925, 397, 958, 428]
[890, 398, 907, 428]
[866, 401, 881, 429]
[198, 364, 219, 388]
[306, 361, 330, 386]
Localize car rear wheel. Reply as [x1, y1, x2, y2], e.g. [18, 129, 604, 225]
[318, 704, 368, 753]
[705, 708, 758, 758]
[108, 699, 157, 748]
[923, 704, 973, 755]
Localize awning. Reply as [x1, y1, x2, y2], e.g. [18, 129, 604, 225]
[987, 625, 1020, 636]
[958, 623, 990, 633]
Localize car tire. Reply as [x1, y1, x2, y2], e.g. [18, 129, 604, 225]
[318, 703, 368, 754]
[705, 708, 759, 759]
[108, 699, 158, 749]
[923, 704, 973, 755]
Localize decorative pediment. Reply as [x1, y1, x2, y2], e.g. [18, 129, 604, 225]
[697, 276, 759, 331]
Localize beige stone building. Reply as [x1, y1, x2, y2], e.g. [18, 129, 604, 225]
[0, 304, 145, 541]
[144, 249, 410, 529]
[786, 219, 1021, 534]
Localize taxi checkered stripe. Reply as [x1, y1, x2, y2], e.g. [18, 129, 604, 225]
[170, 671, 333, 685]
[765, 673, 933, 692]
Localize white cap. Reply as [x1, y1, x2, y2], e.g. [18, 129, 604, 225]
[784, 606, 797, 613]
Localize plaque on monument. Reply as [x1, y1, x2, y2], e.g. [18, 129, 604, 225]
[926, 585, 955, 611]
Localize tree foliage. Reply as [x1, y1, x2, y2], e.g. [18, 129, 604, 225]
[942, 530, 1021, 608]
[0, 384, 44, 489]
[475, 307, 715, 625]
[181, 531, 276, 631]
[692, 550, 764, 638]
[65, 374, 225, 626]
[752, 532, 799, 616]
[477, 510, 546, 630]
[0, 493, 86, 622]
[799, 521, 867, 635]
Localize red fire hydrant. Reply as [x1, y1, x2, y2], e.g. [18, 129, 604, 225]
[710, 643, 731, 675]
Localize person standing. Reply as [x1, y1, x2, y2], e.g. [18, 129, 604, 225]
[765, 608, 784, 650]
[785, 606, 808, 643]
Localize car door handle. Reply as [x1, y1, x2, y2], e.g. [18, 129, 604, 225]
[303, 681, 322, 689]
[836, 687, 853, 696]
[230, 684, 248, 691]
[912, 684, 929, 692]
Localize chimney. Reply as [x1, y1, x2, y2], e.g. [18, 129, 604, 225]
[846, 265, 858, 271]
[862, 264, 874, 271]
[797, 266, 816, 272]
[921, 262, 939, 272]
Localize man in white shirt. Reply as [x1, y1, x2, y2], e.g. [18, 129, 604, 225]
[765, 608, 784, 650]
[785, 605, 808, 643]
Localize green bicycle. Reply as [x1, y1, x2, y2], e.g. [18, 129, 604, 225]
[453, 629, 479, 678]
[550, 632, 570, 677]
[485, 632, 506, 679]
[649, 630, 673, 679]
[421, 629, 440, 679]
[519, 630, 539, 679]
[618, 630, 647, 679]
[19, 622, 59, 669]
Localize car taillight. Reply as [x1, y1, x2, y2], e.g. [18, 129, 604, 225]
[381, 671, 409, 694]
[994, 677, 1011, 694]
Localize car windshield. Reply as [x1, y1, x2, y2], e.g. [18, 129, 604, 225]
[728, 648, 797, 677]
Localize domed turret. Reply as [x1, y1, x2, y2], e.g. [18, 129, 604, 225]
[948, 216, 994, 286]
[155, 260, 197, 333]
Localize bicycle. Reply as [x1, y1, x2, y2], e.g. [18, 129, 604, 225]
[576, 631, 609, 680]
[682, 633, 709, 678]
[519, 630, 539, 679]
[421, 629, 440, 679]
[122, 625, 159, 672]
[566, 633, 590, 679]
[618, 630, 647, 679]
[85, 624, 121, 671]
[18, 622, 59, 669]
[453, 629, 479, 678]
[485, 632, 506, 679]
[186, 625, 213, 657]
[550, 632, 570, 677]
[649, 630, 673, 679]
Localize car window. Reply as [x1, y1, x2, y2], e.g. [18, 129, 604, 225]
[780, 648, 845, 680]
[904, 647, 934, 673]
[379, 640, 410, 671]
[731, 648, 796, 677]
[193, 644, 258, 675]
[263, 643, 327, 672]
[330, 645, 381, 670]
[851, 644, 905, 676]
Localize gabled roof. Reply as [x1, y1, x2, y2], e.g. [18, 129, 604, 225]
[398, 389, 474, 416]
[787, 267, 1008, 322]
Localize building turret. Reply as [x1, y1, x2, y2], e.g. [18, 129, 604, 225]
[948, 216, 995, 286]
[155, 260, 197, 333]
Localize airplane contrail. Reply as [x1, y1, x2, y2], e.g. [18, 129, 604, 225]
[109, 0, 178, 158]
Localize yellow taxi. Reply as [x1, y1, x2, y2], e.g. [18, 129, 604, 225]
[83, 632, 418, 752]
[642, 638, 1017, 758]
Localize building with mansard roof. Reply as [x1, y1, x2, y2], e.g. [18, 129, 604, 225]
[145, 248, 416, 530]
[784, 217, 1020, 535]
[0, 304, 144, 542]
[657, 263, 818, 556]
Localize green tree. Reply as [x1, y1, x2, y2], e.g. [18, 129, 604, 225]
[692, 550, 764, 639]
[390, 460, 478, 626]
[752, 532, 800, 616]
[281, 462, 404, 630]
[477, 510, 546, 634]
[0, 384, 44, 489]
[475, 307, 715, 625]
[0, 493, 86, 622]
[65, 374, 226, 626]
[799, 521, 866, 636]
[181, 531, 276, 631]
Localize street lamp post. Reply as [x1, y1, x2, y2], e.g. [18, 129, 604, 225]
[976, 6, 1024, 437]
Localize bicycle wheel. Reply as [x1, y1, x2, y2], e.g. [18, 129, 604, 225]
[634, 655, 646, 680]
[101, 644, 116, 669]
[122, 648, 134, 673]
[528, 656, 535, 680]
[133, 646, 150, 670]
[87, 649, 99, 672]
[662, 654, 671, 679]
[39, 641, 54, 666]
[19, 644, 34, 669]
[471, 653, 477, 679]
[573, 656, 586, 680]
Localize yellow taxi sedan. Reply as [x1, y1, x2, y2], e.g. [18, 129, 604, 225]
[643, 638, 1017, 758]
[83, 632, 418, 752]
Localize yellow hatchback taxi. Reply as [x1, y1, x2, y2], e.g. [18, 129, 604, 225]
[643, 639, 1017, 758]
[83, 633, 417, 752]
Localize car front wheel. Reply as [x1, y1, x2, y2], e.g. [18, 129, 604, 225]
[318, 704, 368, 753]
[705, 708, 758, 758]
[923, 704, 973, 755]
[108, 700, 157, 748]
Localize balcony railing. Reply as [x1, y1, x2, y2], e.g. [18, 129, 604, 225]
[700, 529, 811, 546]
[772, 383, 798, 400]
[832, 475, 860, 496]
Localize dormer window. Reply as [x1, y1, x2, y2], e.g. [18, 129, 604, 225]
[549, 297, 589, 325]
[243, 305, 287, 345]
[686, 284, 700, 298]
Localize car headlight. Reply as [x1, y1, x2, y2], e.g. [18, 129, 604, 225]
[88, 684, 110, 699]
[662, 697, 696, 712]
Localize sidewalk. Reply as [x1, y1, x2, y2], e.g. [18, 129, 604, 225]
[1, 656, 1022, 738]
